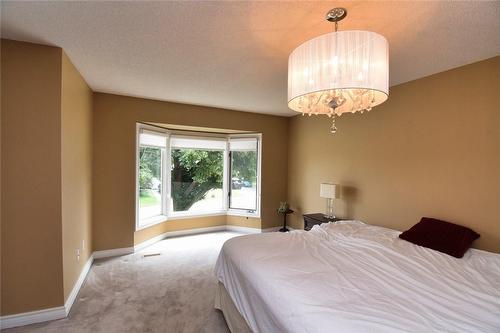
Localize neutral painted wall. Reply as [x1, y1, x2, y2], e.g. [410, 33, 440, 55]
[1, 40, 94, 316]
[93, 93, 288, 251]
[134, 216, 226, 245]
[287, 56, 500, 253]
[134, 216, 262, 246]
[61, 52, 93, 301]
[226, 215, 261, 229]
[1, 40, 64, 315]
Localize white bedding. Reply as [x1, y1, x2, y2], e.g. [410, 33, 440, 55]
[215, 221, 500, 333]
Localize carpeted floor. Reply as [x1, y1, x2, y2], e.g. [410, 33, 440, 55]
[5, 232, 241, 333]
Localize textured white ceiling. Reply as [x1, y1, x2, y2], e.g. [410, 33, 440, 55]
[2, 1, 499, 116]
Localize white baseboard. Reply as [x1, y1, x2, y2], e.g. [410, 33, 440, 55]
[0, 306, 67, 330]
[262, 226, 281, 232]
[134, 225, 227, 252]
[225, 225, 262, 234]
[102, 224, 266, 256]
[135, 225, 267, 252]
[64, 255, 94, 316]
[262, 226, 297, 232]
[93, 246, 134, 259]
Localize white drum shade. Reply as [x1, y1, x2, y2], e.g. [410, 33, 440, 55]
[320, 183, 339, 199]
[288, 30, 389, 116]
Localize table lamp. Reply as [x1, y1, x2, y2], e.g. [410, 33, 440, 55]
[320, 183, 339, 219]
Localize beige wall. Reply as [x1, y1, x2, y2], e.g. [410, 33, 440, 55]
[1, 40, 64, 314]
[226, 215, 261, 229]
[61, 52, 93, 301]
[287, 56, 500, 253]
[1, 40, 94, 315]
[134, 216, 226, 245]
[93, 93, 288, 251]
[134, 215, 262, 246]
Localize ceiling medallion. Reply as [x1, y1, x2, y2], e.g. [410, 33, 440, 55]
[287, 8, 389, 133]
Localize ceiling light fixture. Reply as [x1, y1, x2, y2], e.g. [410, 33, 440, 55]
[287, 8, 389, 133]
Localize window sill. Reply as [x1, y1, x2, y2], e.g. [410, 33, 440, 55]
[136, 215, 168, 231]
[168, 211, 227, 221]
[227, 210, 260, 219]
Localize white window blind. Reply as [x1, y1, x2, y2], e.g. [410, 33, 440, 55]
[229, 137, 257, 151]
[170, 135, 226, 150]
[140, 130, 166, 147]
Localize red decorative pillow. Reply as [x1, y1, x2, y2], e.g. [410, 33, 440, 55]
[399, 217, 480, 258]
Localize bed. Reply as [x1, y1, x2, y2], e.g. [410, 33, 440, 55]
[214, 220, 500, 333]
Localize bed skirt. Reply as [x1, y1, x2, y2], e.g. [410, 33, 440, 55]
[215, 282, 253, 333]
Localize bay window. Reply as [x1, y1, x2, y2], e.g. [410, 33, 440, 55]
[136, 124, 261, 230]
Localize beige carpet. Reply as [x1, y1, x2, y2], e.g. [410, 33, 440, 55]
[5, 232, 241, 333]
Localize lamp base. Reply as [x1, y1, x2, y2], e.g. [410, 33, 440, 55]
[324, 198, 336, 220]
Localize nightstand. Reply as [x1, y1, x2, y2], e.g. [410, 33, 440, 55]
[303, 213, 343, 231]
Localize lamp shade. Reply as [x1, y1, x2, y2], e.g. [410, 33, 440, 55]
[288, 30, 389, 116]
[320, 183, 339, 199]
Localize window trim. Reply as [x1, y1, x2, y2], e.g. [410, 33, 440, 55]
[135, 124, 169, 231]
[168, 145, 226, 216]
[227, 134, 262, 218]
[135, 124, 262, 231]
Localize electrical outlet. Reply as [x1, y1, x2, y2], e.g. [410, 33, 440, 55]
[76, 249, 80, 262]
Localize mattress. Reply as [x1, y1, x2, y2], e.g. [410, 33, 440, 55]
[214, 221, 500, 333]
[215, 281, 253, 333]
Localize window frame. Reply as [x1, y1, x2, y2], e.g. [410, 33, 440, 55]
[168, 136, 227, 218]
[227, 134, 262, 218]
[135, 124, 261, 231]
[135, 124, 169, 231]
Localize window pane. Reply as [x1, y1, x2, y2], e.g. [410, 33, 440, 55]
[171, 149, 224, 213]
[139, 146, 163, 221]
[230, 143, 258, 211]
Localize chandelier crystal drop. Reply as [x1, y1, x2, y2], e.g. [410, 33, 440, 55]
[288, 8, 389, 133]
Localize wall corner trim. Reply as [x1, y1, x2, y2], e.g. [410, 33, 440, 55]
[93, 247, 135, 259]
[64, 255, 94, 316]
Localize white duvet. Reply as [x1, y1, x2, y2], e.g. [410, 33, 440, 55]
[215, 221, 500, 333]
